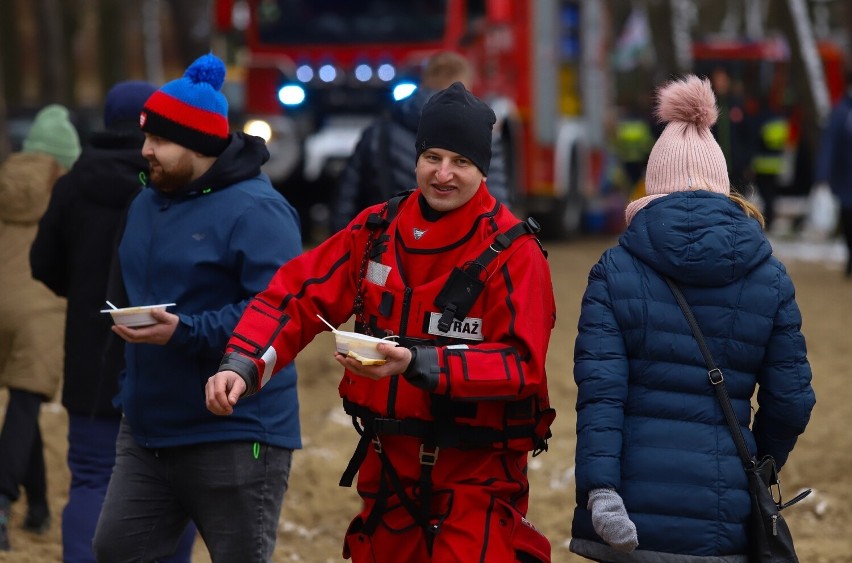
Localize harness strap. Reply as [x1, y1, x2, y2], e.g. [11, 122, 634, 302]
[365, 191, 410, 233]
[361, 462, 390, 535]
[418, 439, 440, 554]
[435, 217, 541, 332]
[341, 400, 540, 457]
[339, 420, 371, 487]
[474, 217, 541, 268]
[364, 437, 438, 545]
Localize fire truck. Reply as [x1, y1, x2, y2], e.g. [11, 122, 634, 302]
[690, 36, 844, 226]
[214, 0, 605, 239]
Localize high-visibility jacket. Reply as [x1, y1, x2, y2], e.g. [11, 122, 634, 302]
[615, 118, 654, 164]
[751, 117, 790, 176]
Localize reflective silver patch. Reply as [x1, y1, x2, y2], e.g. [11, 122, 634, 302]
[366, 260, 391, 286]
[260, 346, 277, 387]
[427, 312, 484, 341]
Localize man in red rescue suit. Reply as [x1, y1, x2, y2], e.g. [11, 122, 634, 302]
[206, 82, 556, 563]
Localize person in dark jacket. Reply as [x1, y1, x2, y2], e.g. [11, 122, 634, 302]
[330, 51, 510, 232]
[90, 55, 302, 563]
[814, 77, 852, 277]
[570, 76, 815, 562]
[30, 81, 196, 563]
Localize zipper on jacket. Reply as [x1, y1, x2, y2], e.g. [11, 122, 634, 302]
[387, 286, 414, 418]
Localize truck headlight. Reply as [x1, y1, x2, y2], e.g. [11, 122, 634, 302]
[244, 119, 273, 142]
[278, 84, 306, 106]
[392, 82, 417, 101]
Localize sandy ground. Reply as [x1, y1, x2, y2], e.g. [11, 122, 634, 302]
[1, 235, 851, 562]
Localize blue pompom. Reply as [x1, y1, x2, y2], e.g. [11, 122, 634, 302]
[184, 53, 226, 91]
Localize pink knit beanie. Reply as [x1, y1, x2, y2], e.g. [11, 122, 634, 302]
[625, 75, 730, 225]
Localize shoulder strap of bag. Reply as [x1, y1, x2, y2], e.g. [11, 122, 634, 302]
[663, 276, 755, 469]
[666, 277, 813, 512]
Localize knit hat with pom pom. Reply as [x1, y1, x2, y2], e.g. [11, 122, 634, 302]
[23, 104, 81, 169]
[140, 53, 229, 156]
[625, 75, 730, 225]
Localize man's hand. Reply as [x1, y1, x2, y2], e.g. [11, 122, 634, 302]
[111, 309, 178, 345]
[333, 343, 412, 380]
[206, 370, 247, 415]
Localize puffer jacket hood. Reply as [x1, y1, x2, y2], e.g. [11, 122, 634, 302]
[620, 190, 772, 286]
[0, 152, 64, 224]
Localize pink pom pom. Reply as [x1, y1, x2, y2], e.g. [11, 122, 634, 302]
[655, 75, 718, 129]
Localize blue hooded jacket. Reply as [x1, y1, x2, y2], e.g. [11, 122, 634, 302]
[814, 92, 852, 209]
[116, 133, 303, 449]
[571, 191, 814, 560]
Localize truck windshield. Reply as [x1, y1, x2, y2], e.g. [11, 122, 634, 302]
[255, 0, 447, 44]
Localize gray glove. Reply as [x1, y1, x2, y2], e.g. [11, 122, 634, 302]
[588, 488, 638, 553]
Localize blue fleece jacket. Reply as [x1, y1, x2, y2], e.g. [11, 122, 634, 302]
[571, 191, 814, 560]
[116, 133, 302, 449]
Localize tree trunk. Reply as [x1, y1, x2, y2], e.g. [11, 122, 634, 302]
[36, 0, 70, 105]
[776, 0, 831, 153]
[645, 0, 677, 84]
[0, 57, 8, 162]
[0, 0, 21, 110]
[142, 0, 165, 84]
[166, 0, 213, 65]
[99, 0, 125, 96]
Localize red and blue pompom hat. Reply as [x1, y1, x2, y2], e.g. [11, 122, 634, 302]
[139, 53, 230, 156]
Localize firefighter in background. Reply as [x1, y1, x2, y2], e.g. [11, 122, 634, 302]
[710, 67, 750, 189]
[206, 82, 556, 562]
[750, 102, 791, 231]
[613, 96, 655, 197]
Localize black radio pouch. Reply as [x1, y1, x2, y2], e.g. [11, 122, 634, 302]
[433, 266, 485, 333]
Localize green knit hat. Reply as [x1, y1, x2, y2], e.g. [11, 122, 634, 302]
[22, 104, 81, 169]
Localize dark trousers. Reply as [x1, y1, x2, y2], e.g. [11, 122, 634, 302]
[63, 414, 195, 563]
[0, 389, 46, 506]
[841, 207, 852, 276]
[93, 419, 292, 563]
[754, 174, 779, 230]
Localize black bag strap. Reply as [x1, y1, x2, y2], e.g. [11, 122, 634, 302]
[434, 216, 542, 332]
[663, 276, 755, 469]
[666, 277, 815, 512]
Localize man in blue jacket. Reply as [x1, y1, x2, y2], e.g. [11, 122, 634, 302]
[814, 74, 852, 277]
[92, 54, 302, 562]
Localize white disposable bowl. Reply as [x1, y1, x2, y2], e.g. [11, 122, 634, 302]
[334, 330, 398, 361]
[100, 303, 176, 327]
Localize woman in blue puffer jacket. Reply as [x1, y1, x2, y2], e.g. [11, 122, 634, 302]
[570, 75, 815, 562]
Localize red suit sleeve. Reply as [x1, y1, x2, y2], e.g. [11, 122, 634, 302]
[223, 225, 364, 390]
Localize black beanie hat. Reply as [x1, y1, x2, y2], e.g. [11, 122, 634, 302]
[415, 82, 496, 175]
